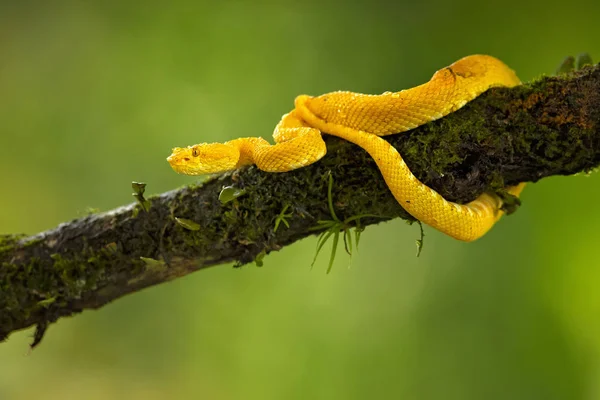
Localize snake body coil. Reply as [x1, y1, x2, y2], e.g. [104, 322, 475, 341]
[168, 55, 525, 241]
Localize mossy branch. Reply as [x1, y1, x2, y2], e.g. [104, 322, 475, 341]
[1, 63, 599, 347]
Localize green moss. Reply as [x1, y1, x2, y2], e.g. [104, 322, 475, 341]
[219, 185, 247, 203]
[0, 234, 26, 253]
[174, 217, 201, 231]
[131, 205, 142, 218]
[126, 257, 169, 285]
[140, 256, 166, 270]
[254, 249, 267, 267]
[0, 237, 128, 344]
[35, 296, 57, 309]
[131, 181, 152, 214]
[273, 204, 292, 232]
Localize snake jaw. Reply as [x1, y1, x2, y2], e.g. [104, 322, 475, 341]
[167, 143, 240, 175]
[167, 146, 196, 175]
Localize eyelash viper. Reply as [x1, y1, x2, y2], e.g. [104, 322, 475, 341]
[168, 54, 526, 242]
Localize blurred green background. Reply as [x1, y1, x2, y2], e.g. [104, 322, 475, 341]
[1, 1, 600, 399]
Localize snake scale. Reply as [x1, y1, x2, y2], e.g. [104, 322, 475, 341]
[168, 55, 525, 241]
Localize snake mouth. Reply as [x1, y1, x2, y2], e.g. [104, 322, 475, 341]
[167, 154, 190, 164]
[166, 154, 181, 167]
[167, 148, 208, 175]
[167, 158, 191, 175]
[167, 147, 190, 165]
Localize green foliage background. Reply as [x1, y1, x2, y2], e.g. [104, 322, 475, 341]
[1, 1, 600, 399]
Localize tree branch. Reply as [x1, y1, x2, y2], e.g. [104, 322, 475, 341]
[1, 64, 599, 346]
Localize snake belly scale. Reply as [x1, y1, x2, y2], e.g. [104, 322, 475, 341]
[168, 55, 526, 242]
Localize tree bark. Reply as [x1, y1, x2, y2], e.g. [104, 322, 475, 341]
[1, 64, 599, 347]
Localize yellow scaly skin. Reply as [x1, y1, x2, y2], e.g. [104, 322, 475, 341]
[168, 55, 526, 242]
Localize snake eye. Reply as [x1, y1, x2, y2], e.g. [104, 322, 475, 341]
[191, 147, 199, 157]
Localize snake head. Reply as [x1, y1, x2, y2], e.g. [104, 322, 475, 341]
[167, 143, 239, 175]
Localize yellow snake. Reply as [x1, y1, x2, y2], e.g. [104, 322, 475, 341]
[168, 55, 526, 242]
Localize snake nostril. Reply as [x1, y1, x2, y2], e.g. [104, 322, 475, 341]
[184, 157, 190, 161]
